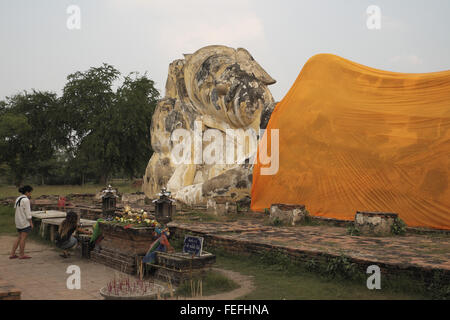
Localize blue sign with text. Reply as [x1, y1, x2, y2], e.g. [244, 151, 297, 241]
[183, 235, 204, 256]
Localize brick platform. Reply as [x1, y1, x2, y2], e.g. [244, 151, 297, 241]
[167, 220, 450, 284]
[91, 222, 157, 274]
[90, 247, 136, 274]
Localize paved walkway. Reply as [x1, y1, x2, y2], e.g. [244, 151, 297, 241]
[169, 220, 450, 271]
[0, 235, 255, 300]
[0, 236, 123, 300]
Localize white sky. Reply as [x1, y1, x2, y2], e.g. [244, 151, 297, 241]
[1, 0, 449, 101]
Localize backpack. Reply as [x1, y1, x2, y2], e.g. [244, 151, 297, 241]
[15, 196, 27, 208]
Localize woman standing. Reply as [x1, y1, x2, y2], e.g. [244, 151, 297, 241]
[56, 211, 80, 258]
[10, 185, 34, 259]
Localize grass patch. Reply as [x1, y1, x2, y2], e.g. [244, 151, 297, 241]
[212, 250, 431, 300]
[170, 234, 435, 299]
[175, 270, 240, 298]
[0, 182, 141, 199]
[0, 205, 16, 234]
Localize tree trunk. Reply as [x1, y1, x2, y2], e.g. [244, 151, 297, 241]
[98, 173, 108, 186]
[15, 175, 23, 187]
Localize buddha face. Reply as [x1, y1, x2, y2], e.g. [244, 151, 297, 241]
[183, 46, 276, 129]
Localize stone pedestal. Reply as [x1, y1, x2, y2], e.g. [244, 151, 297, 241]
[151, 251, 216, 285]
[270, 204, 308, 226]
[207, 197, 237, 216]
[122, 193, 147, 206]
[355, 211, 398, 236]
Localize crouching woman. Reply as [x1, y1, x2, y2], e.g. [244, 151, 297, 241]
[56, 211, 81, 258]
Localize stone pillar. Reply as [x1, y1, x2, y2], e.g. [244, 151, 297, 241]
[121, 193, 146, 206]
[355, 211, 398, 236]
[208, 196, 237, 216]
[270, 204, 308, 226]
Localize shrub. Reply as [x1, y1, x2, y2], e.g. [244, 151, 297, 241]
[347, 224, 361, 236]
[391, 217, 407, 236]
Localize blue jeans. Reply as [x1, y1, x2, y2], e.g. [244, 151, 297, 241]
[59, 236, 78, 250]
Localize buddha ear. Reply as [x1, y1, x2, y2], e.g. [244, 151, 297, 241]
[165, 59, 185, 98]
[236, 48, 276, 85]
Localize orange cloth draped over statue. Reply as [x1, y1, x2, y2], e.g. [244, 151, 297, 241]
[251, 54, 450, 230]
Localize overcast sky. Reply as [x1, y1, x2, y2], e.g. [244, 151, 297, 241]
[1, 0, 449, 101]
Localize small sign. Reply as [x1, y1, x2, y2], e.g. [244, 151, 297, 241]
[183, 235, 204, 256]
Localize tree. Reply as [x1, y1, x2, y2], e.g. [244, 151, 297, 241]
[0, 64, 159, 186]
[61, 64, 159, 184]
[114, 72, 159, 179]
[0, 91, 65, 186]
[62, 64, 121, 184]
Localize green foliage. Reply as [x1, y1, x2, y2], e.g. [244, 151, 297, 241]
[0, 182, 140, 199]
[114, 73, 159, 178]
[305, 258, 318, 272]
[62, 64, 159, 184]
[347, 224, 361, 236]
[297, 211, 322, 226]
[302, 211, 312, 224]
[0, 63, 159, 186]
[215, 250, 430, 300]
[270, 217, 283, 227]
[427, 270, 450, 300]
[391, 217, 407, 236]
[257, 249, 295, 272]
[0, 91, 66, 186]
[325, 255, 360, 280]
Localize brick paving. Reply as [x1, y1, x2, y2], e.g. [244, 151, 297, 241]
[169, 220, 450, 272]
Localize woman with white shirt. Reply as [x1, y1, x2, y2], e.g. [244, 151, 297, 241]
[10, 185, 34, 259]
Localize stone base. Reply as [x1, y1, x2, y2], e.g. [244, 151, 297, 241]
[355, 211, 398, 236]
[270, 204, 308, 226]
[149, 251, 216, 285]
[121, 193, 147, 206]
[153, 268, 210, 286]
[207, 197, 237, 216]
